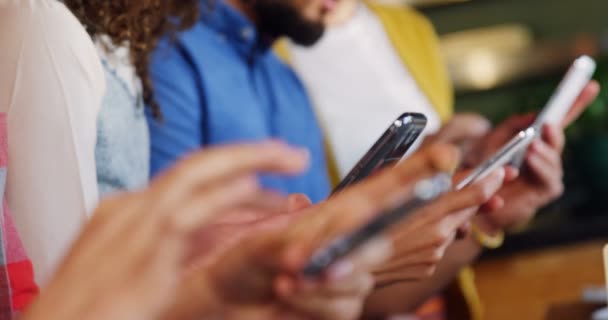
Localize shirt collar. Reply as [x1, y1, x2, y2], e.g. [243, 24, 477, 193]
[200, 0, 272, 59]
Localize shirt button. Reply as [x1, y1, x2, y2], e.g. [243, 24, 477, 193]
[241, 27, 254, 40]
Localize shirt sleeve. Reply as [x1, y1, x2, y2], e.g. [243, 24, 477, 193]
[147, 41, 204, 177]
[0, 2, 105, 284]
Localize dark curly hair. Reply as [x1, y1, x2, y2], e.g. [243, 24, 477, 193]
[64, 0, 205, 118]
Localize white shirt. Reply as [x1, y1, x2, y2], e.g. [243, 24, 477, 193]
[0, 0, 105, 283]
[290, 4, 441, 177]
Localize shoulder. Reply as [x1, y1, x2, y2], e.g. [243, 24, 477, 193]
[0, 0, 105, 105]
[267, 52, 308, 89]
[260, 52, 312, 106]
[153, 21, 233, 67]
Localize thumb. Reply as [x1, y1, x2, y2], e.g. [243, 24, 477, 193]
[562, 80, 600, 128]
[287, 193, 314, 213]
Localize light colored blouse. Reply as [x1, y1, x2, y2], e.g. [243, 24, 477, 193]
[95, 40, 150, 196]
[0, 0, 105, 283]
[289, 4, 441, 177]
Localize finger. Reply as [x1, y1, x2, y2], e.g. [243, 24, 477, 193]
[526, 153, 564, 197]
[295, 272, 375, 298]
[542, 124, 566, 153]
[389, 204, 475, 259]
[281, 274, 373, 320]
[169, 175, 262, 233]
[504, 166, 520, 182]
[456, 221, 472, 239]
[326, 237, 394, 281]
[323, 144, 461, 227]
[282, 144, 461, 256]
[374, 264, 438, 286]
[211, 191, 290, 224]
[376, 243, 450, 274]
[423, 168, 505, 221]
[479, 195, 505, 214]
[528, 140, 562, 174]
[287, 194, 314, 213]
[150, 142, 309, 208]
[562, 80, 600, 127]
[282, 294, 368, 320]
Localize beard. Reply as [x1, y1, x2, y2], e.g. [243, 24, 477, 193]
[252, 0, 325, 46]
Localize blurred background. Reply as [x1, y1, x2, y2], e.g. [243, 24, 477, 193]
[404, 0, 608, 318]
[403, 0, 608, 252]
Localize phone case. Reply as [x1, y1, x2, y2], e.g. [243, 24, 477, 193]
[333, 113, 427, 194]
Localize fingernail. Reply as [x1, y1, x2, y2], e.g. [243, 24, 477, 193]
[327, 260, 354, 281]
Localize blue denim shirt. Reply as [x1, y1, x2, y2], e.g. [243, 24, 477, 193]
[147, 1, 330, 203]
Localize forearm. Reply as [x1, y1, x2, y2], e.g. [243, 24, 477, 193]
[363, 236, 483, 318]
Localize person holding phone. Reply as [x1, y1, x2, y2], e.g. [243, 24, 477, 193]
[21, 142, 503, 320]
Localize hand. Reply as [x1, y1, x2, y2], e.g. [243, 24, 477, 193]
[190, 194, 313, 270]
[22, 142, 309, 320]
[423, 113, 491, 147]
[468, 81, 600, 231]
[201, 144, 462, 320]
[372, 163, 508, 286]
[464, 81, 600, 167]
[479, 124, 565, 231]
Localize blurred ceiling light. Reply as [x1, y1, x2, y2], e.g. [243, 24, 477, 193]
[440, 24, 535, 91]
[463, 49, 502, 90]
[442, 24, 533, 57]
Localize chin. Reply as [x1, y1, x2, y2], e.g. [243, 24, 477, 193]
[254, 1, 326, 47]
[289, 26, 325, 46]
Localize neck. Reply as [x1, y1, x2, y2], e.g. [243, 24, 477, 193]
[225, 0, 258, 23]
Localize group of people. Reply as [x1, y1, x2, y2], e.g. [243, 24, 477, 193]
[0, 0, 601, 319]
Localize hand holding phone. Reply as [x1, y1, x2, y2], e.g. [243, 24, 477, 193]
[456, 127, 535, 190]
[511, 55, 596, 167]
[333, 113, 427, 194]
[302, 173, 452, 277]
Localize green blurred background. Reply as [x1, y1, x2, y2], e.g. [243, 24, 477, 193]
[408, 0, 608, 253]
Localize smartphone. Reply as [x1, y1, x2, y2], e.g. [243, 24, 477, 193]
[511, 55, 596, 167]
[333, 113, 428, 194]
[456, 127, 536, 190]
[302, 173, 452, 278]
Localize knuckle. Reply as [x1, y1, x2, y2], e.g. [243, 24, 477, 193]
[423, 265, 437, 277]
[360, 274, 375, 293]
[472, 183, 493, 204]
[432, 231, 449, 247]
[427, 144, 461, 171]
[427, 249, 443, 264]
[551, 182, 565, 199]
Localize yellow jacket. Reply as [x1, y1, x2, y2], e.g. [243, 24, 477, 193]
[276, 3, 481, 319]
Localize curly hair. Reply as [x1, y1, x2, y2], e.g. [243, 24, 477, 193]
[64, 0, 205, 118]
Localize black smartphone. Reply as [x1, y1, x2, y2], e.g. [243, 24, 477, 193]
[333, 113, 428, 194]
[302, 173, 452, 277]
